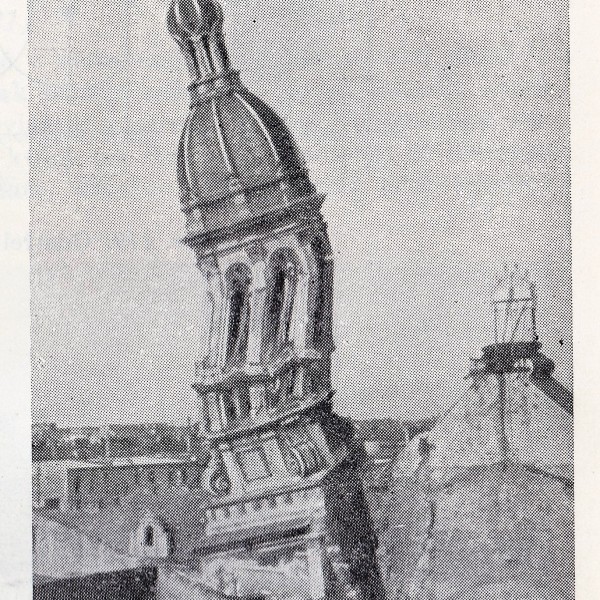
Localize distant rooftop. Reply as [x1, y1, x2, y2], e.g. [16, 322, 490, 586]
[33, 454, 197, 471]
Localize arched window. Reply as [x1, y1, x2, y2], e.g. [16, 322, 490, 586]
[221, 388, 251, 427]
[262, 251, 298, 359]
[144, 525, 154, 547]
[224, 265, 251, 366]
[237, 387, 251, 420]
[222, 389, 237, 424]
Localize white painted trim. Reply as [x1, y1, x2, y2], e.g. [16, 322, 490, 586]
[234, 92, 279, 161]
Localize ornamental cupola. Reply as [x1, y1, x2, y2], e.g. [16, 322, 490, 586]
[166, 4, 385, 597]
[168, 0, 315, 245]
[168, 0, 343, 499]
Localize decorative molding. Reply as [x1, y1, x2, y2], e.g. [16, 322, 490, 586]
[182, 193, 326, 249]
[235, 445, 272, 482]
[203, 450, 232, 497]
[278, 424, 325, 478]
[197, 254, 220, 277]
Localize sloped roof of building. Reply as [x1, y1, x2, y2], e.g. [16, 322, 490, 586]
[33, 454, 198, 473]
[392, 362, 573, 482]
[376, 461, 574, 600]
[531, 372, 573, 415]
[34, 489, 210, 559]
[33, 567, 157, 599]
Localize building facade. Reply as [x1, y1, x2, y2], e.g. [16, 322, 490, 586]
[32, 456, 201, 511]
[167, 0, 384, 597]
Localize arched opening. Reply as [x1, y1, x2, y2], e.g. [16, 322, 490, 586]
[222, 389, 236, 423]
[221, 387, 251, 427]
[224, 265, 251, 366]
[237, 387, 251, 419]
[262, 251, 297, 360]
[144, 525, 154, 547]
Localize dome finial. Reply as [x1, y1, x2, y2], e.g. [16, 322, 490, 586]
[168, 0, 231, 82]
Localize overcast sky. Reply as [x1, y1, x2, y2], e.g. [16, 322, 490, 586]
[29, 0, 570, 426]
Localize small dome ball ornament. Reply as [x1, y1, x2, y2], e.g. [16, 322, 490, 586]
[167, 0, 223, 38]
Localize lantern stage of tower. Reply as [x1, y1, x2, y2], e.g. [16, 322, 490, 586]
[482, 265, 541, 372]
[167, 1, 384, 598]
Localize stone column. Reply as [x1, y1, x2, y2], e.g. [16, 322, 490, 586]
[306, 537, 326, 599]
[245, 243, 268, 364]
[198, 255, 224, 368]
[249, 384, 266, 418]
[291, 237, 312, 353]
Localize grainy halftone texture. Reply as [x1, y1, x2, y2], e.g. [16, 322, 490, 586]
[29, 0, 573, 598]
[29, 0, 570, 425]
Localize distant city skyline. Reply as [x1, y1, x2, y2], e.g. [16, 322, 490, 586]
[30, 0, 570, 425]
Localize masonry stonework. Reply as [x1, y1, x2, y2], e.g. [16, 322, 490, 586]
[167, 1, 384, 597]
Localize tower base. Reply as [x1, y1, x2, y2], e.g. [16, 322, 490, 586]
[194, 464, 384, 599]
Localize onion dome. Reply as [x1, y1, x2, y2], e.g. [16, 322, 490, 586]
[168, 0, 318, 244]
[167, 0, 229, 81]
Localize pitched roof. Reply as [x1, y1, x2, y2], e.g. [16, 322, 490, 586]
[531, 374, 573, 415]
[35, 489, 210, 559]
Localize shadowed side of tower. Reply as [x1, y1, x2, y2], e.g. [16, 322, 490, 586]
[167, 1, 385, 598]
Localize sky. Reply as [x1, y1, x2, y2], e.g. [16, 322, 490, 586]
[29, 0, 570, 426]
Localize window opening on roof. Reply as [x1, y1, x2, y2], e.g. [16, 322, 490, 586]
[144, 525, 154, 547]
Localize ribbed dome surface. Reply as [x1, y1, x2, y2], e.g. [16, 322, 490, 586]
[176, 83, 309, 207]
[169, 0, 318, 241]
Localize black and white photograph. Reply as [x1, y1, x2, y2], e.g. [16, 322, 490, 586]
[1, 0, 592, 598]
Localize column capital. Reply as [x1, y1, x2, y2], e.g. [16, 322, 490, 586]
[197, 254, 220, 277]
[245, 242, 268, 264]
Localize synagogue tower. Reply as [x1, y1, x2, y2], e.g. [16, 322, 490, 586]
[168, 0, 384, 597]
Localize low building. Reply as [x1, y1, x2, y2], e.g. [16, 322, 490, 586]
[32, 455, 203, 511]
[32, 422, 60, 461]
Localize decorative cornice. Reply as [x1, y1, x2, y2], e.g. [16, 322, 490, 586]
[188, 70, 242, 105]
[183, 193, 325, 250]
[193, 346, 323, 392]
[201, 389, 335, 444]
[180, 167, 310, 215]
